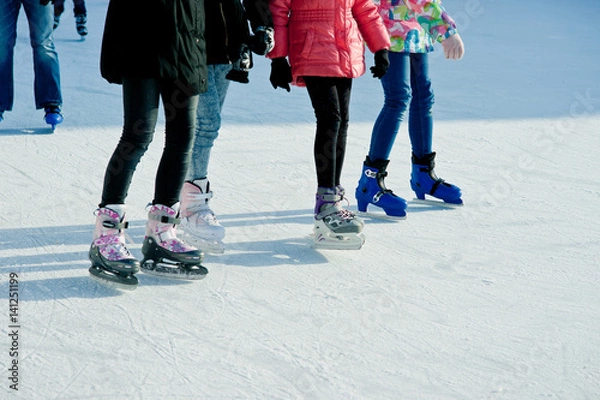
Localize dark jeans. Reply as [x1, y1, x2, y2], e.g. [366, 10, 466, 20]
[53, 0, 86, 17]
[304, 76, 352, 188]
[100, 77, 199, 208]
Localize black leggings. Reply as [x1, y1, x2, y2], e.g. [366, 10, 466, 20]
[304, 76, 352, 188]
[100, 77, 199, 208]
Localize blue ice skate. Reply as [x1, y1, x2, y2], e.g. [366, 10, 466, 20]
[355, 157, 407, 218]
[410, 152, 462, 205]
[44, 105, 63, 130]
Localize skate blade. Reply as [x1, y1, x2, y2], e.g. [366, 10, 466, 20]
[183, 233, 225, 255]
[311, 232, 365, 250]
[411, 198, 463, 208]
[140, 260, 208, 281]
[89, 266, 138, 291]
[357, 210, 407, 221]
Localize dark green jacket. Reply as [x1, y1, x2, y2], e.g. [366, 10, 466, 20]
[100, 0, 207, 95]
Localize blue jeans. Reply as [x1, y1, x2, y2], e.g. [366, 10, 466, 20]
[369, 52, 434, 161]
[187, 64, 232, 181]
[0, 0, 62, 111]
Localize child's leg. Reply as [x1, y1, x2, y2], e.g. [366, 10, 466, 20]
[73, 0, 86, 16]
[53, 0, 65, 17]
[368, 52, 411, 162]
[100, 77, 160, 207]
[187, 64, 232, 181]
[333, 78, 352, 187]
[408, 53, 434, 159]
[153, 80, 199, 207]
[304, 76, 349, 188]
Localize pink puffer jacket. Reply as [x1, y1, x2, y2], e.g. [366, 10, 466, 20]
[268, 0, 391, 86]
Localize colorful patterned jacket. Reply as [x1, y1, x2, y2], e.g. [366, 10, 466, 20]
[375, 0, 458, 53]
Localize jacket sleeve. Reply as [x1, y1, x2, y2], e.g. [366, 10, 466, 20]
[405, 0, 457, 42]
[353, 0, 391, 53]
[243, 0, 274, 31]
[266, 0, 290, 59]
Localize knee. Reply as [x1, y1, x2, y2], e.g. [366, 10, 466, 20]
[417, 90, 435, 110]
[314, 109, 342, 132]
[384, 87, 411, 111]
[121, 127, 153, 150]
[194, 129, 219, 148]
[196, 114, 222, 138]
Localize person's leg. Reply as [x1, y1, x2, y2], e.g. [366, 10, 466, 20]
[73, 0, 86, 16]
[0, 0, 20, 113]
[187, 64, 232, 181]
[141, 79, 205, 277]
[304, 76, 343, 189]
[368, 51, 411, 161]
[153, 79, 199, 207]
[23, 0, 62, 109]
[180, 65, 230, 253]
[53, 0, 65, 17]
[100, 77, 160, 206]
[407, 54, 462, 204]
[305, 76, 363, 238]
[408, 53, 434, 159]
[356, 52, 410, 217]
[333, 77, 352, 187]
[73, 0, 87, 36]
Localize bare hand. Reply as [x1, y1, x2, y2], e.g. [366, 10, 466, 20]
[442, 34, 465, 60]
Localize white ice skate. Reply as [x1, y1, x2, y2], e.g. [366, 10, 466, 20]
[311, 218, 366, 250]
[310, 187, 365, 250]
[179, 180, 225, 254]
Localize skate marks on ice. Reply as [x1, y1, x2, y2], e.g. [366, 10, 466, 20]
[214, 208, 331, 266]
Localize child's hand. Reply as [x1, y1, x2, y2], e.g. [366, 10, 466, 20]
[442, 34, 465, 60]
[370, 49, 390, 79]
[270, 58, 292, 92]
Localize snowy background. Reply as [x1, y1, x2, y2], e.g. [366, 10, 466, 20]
[1, 0, 600, 398]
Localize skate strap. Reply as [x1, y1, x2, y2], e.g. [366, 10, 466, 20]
[316, 192, 351, 219]
[102, 220, 129, 230]
[184, 191, 214, 214]
[430, 179, 445, 196]
[148, 213, 181, 226]
[187, 191, 213, 202]
[372, 189, 394, 203]
[317, 193, 342, 203]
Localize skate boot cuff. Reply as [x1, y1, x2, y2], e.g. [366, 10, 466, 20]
[364, 156, 390, 172]
[411, 152, 436, 168]
[315, 193, 343, 220]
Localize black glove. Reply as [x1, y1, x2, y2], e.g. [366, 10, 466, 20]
[40, 0, 54, 4]
[270, 58, 292, 92]
[370, 49, 389, 79]
[226, 44, 253, 84]
[248, 26, 275, 56]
